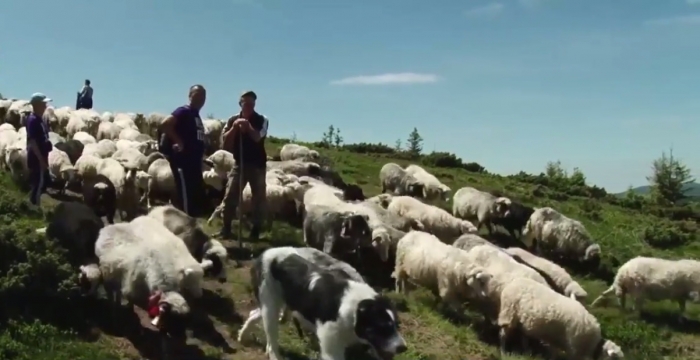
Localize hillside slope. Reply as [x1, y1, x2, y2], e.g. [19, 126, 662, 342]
[1, 137, 699, 360]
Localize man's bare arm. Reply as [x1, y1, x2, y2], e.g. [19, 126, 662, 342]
[245, 117, 268, 143]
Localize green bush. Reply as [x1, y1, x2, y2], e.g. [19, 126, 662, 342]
[642, 222, 694, 249]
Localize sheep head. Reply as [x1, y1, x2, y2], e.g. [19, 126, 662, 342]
[149, 291, 190, 338]
[440, 184, 452, 202]
[460, 220, 478, 235]
[465, 269, 492, 298]
[584, 243, 601, 261]
[371, 228, 391, 262]
[493, 197, 512, 218]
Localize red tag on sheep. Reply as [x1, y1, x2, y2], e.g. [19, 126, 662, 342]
[147, 292, 162, 319]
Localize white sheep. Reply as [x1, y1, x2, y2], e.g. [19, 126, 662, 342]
[522, 207, 601, 262]
[100, 111, 115, 123]
[590, 256, 700, 321]
[115, 139, 157, 156]
[113, 113, 139, 131]
[72, 131, 97, 145]
[386, 195, 477, 242]
[279, 143, 320, 161]
[118, 128, 142, 141]
[0, 123, 16, 132]
[6, 100, 31, 128]
[148, 205, 228, 282]
[82, 139, 117, 159]
[202, 169, 225, 191]
[53, 106, 73, 133]
[452, 233, 498, 252]
[393, 231, 493, 308]
[207, 182, 304, 227]
[112, 147, 149, 171]
[206, 150, 235, 178]
[379, 162, 427, 198]
[146, 158, 176, 208]
[404, 164, 451, 201]
[267, 160, 322, 178]
[0, 129, 19, 170]
[203, 119, 224, 150]
[143, 112, 166, 137]
[67, 110, 100, 137]
[96, 121, 122, 140]
[97, 158, 139, 221]
[94, 216, 204, 328]
[48, 148, 77, 192]
[462, 244, 551, 323]
[75, 154, 103, 181]
[498, 278, 624, 359]
[505, 247, 587, 301]
[5, 145, 28, 182]
[452, 186, 512, 235]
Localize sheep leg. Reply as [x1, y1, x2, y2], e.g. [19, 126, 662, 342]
[484, 220, 494, 235]
[678, 299, 687, 323]
[632, 296, 644, 312]
[498, 326, 513, 355]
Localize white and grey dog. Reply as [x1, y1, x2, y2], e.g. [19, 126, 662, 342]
[239, 247, 407, 360]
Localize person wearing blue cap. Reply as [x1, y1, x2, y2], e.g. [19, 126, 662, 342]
[25, 93, 53, 206]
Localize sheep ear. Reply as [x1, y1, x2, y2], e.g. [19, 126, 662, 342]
[201, 259, 214, 270]
[183, 268, 195, 276]
[606, 349, 614, 356]
[570, 293, 577, 300]
[151, 315, 161, 327]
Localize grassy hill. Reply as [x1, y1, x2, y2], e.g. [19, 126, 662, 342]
[2, 136, 700, 360]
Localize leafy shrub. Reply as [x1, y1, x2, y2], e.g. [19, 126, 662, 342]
[642, 222, 693, 249]
[421, 152, 486, 173]
[343, 142, 396, 155]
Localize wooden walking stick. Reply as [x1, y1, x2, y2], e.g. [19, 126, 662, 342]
[237, 131, 245, 250]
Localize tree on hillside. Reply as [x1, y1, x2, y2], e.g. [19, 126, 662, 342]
[406, 128, 423, 158]
[206, 113, 215, 119]
[545, 160, 568, 180]
[321, 125, 336, 147]
[333, 128, 344, 147]
[647, 148, 695, 205]
[290, 132, 298, 142]
[394, 138, 402, 152]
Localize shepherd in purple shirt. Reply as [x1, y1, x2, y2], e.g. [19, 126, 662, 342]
[159, 85, 207, 217]
[25, 93, 53, 206]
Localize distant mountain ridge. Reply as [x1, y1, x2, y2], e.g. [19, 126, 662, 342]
[615, 182, 700, 198]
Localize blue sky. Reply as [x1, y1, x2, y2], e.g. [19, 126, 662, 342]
[2, 0, 699, 192]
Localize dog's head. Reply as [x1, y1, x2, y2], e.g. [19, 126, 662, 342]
[355, 295, 407, 360]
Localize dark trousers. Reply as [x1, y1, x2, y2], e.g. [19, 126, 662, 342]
[29, 167, 50, 206]
[170, 160, 204, 218]
[77, 97, 93, 110]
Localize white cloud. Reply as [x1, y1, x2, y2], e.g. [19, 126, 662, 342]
[330, 73, 439, 85]
[465, 3, 505, 18]
[644, 14, 700, 26]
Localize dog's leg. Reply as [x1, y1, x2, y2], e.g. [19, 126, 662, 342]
[237, 308, 262, 343]
[260, 290, 283, 360]
[317, 324, 346, 360]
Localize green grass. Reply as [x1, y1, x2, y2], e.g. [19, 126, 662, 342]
[2, 136, 700, 359]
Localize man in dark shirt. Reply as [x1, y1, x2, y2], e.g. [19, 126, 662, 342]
[77, 79, 94, 110]
[26, 93, 53, 206]
[215, 90, 269, 240]
[159, 85, 207, 217]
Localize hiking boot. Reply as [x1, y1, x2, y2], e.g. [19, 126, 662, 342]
[249, 226, 261, 241]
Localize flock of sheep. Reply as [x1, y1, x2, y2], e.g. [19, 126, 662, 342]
[1, 97, 699, 360]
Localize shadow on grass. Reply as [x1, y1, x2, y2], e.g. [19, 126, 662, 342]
[199, 289, 243, 325]
[640, 310, 700, 334]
